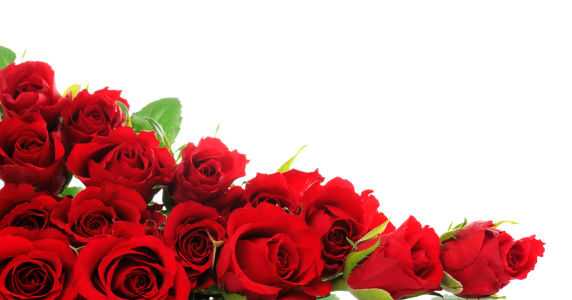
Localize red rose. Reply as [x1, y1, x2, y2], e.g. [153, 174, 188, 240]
[74, 235, 190, 300]
[0, 183, 65, 232]
[0, 61, 69, 128]
[347, 216, 443, 299]
[169, 137, 248, 207]
[61, 87, 129, 148]
[0, 228, 77, 300]
[440, 221, 544, 298]
[66, 126, 175, 202]
[301, 177, 394, 277]
[163, 201, 226, 290]
[0, 113, 67, 194]
[50, 184, 148, 245]
[216, 203, 331, 299]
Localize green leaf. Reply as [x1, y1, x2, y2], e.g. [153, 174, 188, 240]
[144, 117, 169, 150]
[221, 290, 247, 300]
[349, 288, 393, 300]
[63, 84, 82, 99]
[343, 237, 381, 281]
[440, 271, 463, 294]
[0, 46, 17, 69]
[115, 101, 131, 127]
[357, 219, 390, 245]
[162, 188, 174, 213]
[492, 220, 518, 229]
[330, 277, 348, 292]
[277, 144, 307, 172]
[131, 98, 182, 147]
[60, 186, 85, 198]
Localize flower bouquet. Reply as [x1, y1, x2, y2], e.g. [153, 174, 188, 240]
[0, 45, 545, 300]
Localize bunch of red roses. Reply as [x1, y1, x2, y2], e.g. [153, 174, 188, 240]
[0, 46, 545, 300]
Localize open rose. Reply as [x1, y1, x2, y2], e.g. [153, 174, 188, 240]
[0, 183, 64, 232]
[163, 201, 226, 290]
[440, 220, 545, 298]
[169, 137, 248, 207]
[0, 61, 69, 128]
[66, 127, 175, 202]
[216, 203, 330, 299]
[347, 216, 443, 299]
[51, 184, 148, 245]
[74, 235, 190, 300]
[0, 228, 77, 300]
[61, 87, 128, 148]
[301, 177, 394, 277]
[0, 113, 67, 194]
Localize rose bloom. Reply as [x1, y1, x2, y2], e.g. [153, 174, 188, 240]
[74, 235, 190, 300]
[301, 177, 394, 277]
[50, 184, 148, 246]
[0, 228, 77, 300]
[347, 216, 443, 299]
[61, 87, 129, 148]
[440, 220, 545, 298]
[216, 203, 331, 300]
[0, 183, 65, 232]
[0, 61, 69, 128]
[169, 137, 248, 207]
[66, 126, 175, 202]
[0, 113, 67, 194]
[163, 201, 226, 290]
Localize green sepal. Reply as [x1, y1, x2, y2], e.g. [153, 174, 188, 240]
[492, 220, 518, 229]
[62, 83, 82, 99]
[440, 271, 463, 294]
[277, 144, 307, 172]
[343, 237, 381, 281]
[221, 289, 247, 300]
[161, 187, 174, 213]
[357, 219, 390, 245]
[0, 46, 16, 69]
[206, 231, 224, 271]
[115, 101, 131, 127]
[322, 272, 343, 282]
[60, 186, 85, 198]
[431, 295, 505, 300]
[349, 287, 393, 300]
[440, 218, 467, 243]
[346, 237, 358, 251]
[318, 294, 341, 300]
[21, 49, 27, 63]
[214, 123, 220, 137]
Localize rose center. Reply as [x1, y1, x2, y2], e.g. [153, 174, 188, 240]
[12, 210, 48, 231]
[16, 82, 43, 94]
[11, 262, 53, 296]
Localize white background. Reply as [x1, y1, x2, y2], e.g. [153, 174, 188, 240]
[2, 1, 571, 299]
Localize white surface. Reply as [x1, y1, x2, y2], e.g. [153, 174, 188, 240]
[2, 1, 570, 299]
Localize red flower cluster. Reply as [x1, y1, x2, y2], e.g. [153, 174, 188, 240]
[0, 60, 545, 300]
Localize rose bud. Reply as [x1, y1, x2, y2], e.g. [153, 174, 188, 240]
[66, 126, 175, 203]
[169, 137, 248, 207]
[0, 61, 69, 128]
[301, 177, 394, 277]
[61, 87, 129, 148]
[440, 220, 545, 298]
[74, 235, 190, 300]
[0, 114, 67, 194]
[163, 201, 226, 290]
[0, 228, 77, 300]
[216, 203, 331, 299]
[347, 216, 443, 299]
[0, 183, 65, 232]
[50, 184, 148, 246]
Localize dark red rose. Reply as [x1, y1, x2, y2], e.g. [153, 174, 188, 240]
[0, 61, 69, 128]
[280, 168, 324, 198]
[207, 185, 247, 219]
[74, 235, 190, 300]
[0, 183, 64, 231]
[169, 137, 248, 207]
[301, 177, 394, 277]
[66, 126, 175, 202]
[347, 216, 443, 299]
[141, 202, 167, 237]
[163, 201, 226, 290]
[50, 184, 147, 245]
[244, 172, 300, 212]
[0, 228, 77, 300]
[61, 87, 128, 148]
[216, 203, 331, 299]
[440, 221, 544, 298]
[0, 113, 67, 194]
[499, 235, 545, 280]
